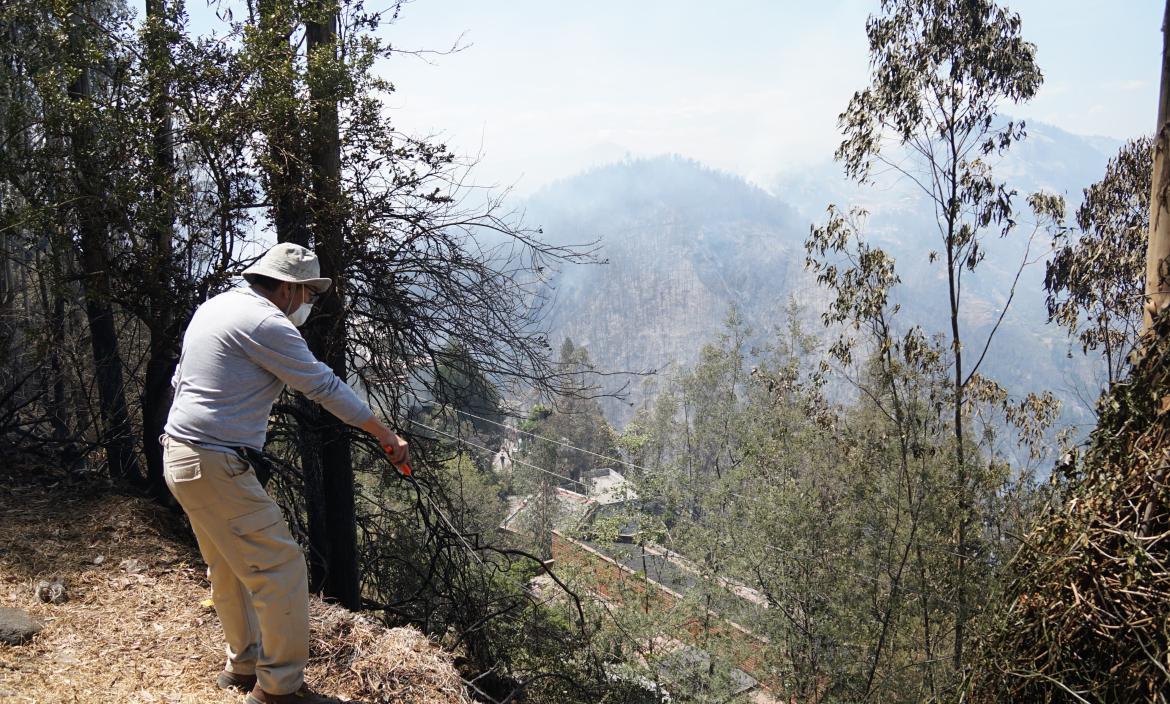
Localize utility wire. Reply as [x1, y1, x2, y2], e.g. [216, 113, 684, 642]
[730, 490, 971, 558]
[409, 421, 958, 607]
[449, 407, 654, 475]
[442, 413, 964, 557]
[410, 417, 588, 488]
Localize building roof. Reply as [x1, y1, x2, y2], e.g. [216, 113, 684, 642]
[584, 468, 638, 506]
[500, 487, 594, 534]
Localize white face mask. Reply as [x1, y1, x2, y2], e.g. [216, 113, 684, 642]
[288, 302, 313, 327]
[282, 285, 313, 327]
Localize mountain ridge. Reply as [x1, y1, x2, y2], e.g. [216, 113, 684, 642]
[525, 123, 1128, 430]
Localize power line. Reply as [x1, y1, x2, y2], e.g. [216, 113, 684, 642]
[442, 413, 970, 560]
[449, 407, 654, 475]
[759, 542, 957, 606]
[409, 417, 587, 488]
[411, 422, 962, 605]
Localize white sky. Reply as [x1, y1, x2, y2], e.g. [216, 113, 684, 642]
[181, 0, 1165, 195]
[379, 0, 1162, 194]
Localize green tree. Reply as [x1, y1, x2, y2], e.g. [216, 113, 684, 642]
[808, 207, 973, 699]
[1046, 136, 1151, 386]
[433, 341, 505, 439]
[835, 0, 1044, 669]
[553, 339, 619, 482]
[516, 406, 564, 559]
[519, 340, 618, 486]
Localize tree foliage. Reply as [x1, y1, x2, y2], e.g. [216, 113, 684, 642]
[835, 0, 1049, 673]
[587, 299, 1041, 702]
[1046, 136, 1152, 385]
[0, 0, 621, 699]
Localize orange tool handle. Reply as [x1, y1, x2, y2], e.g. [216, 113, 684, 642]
[381, 442, 412, 476]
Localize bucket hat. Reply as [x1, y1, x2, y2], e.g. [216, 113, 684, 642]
[242, 243, 332, 293]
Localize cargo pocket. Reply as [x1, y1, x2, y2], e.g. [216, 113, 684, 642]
[228, 504, 300, 573]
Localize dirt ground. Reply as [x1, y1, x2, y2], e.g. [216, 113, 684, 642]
[0, 455, 467, 704]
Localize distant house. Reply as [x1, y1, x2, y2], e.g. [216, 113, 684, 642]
[500, 486, 594, 536]
[655, 644, 759, 700]
[546, 528, 780, 701]
[500, 468, 642, 543]
[581, 467, 637, 506]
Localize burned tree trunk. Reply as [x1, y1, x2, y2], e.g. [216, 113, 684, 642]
[305, 5, 359, 608]
[140, 0, 179, 499]
[68, 9, 141, 485]
[252, 0, 331, 595]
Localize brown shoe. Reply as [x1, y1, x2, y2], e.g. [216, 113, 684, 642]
[245, 683, 338, 704]
[216, 670, 257, 692]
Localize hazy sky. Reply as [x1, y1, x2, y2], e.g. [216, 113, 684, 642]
[181, 1, 1164, 195]
[379, 1, 1162, 194]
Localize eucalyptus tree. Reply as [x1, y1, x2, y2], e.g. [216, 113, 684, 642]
[835, 0, 1043, 670]
[1144, 1, 1170, 336]
[804, 201, 1055, 697]
[1046, 137, 1152, 387]
[807, 207, 935, 697]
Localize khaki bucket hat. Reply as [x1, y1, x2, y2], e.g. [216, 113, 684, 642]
[242, 243, 332, 293]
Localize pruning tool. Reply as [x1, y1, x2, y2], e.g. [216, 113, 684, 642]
[379, 439, 483, 565]
[381, 441, 412, 476]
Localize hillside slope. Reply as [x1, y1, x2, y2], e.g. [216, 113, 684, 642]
[526, 125, 1121, 431]
[0, 458, 466, 704]
[526, 156, 816, 423]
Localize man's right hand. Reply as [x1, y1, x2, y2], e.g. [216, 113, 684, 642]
[360, 417, 410, 468]
[382, 432, 410, 469]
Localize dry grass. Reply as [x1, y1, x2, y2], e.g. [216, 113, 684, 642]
[967, 319, 1170, 702]
[0, 458, 468, 704]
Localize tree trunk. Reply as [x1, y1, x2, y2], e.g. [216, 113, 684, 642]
[258, 0, 308, 248]
[945, 131, 968, 673]
[1145, 0, 1170, 335]
[253, 8, 327, 585]
[141, 0, 179, 500]
[294, 404, 330, 593]
[36, 247, 71, 445]
[68, 12, 142, 485]
[306, 6, 360, 609]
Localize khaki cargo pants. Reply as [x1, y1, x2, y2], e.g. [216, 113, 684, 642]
[162, 435, 308, 695]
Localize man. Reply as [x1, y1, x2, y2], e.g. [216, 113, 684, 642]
[163, 243, 408, 704]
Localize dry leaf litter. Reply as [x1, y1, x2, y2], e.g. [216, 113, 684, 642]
[0, 456, 469, 703]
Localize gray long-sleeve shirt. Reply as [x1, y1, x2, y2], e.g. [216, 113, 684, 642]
[165, 287, 374, 451]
